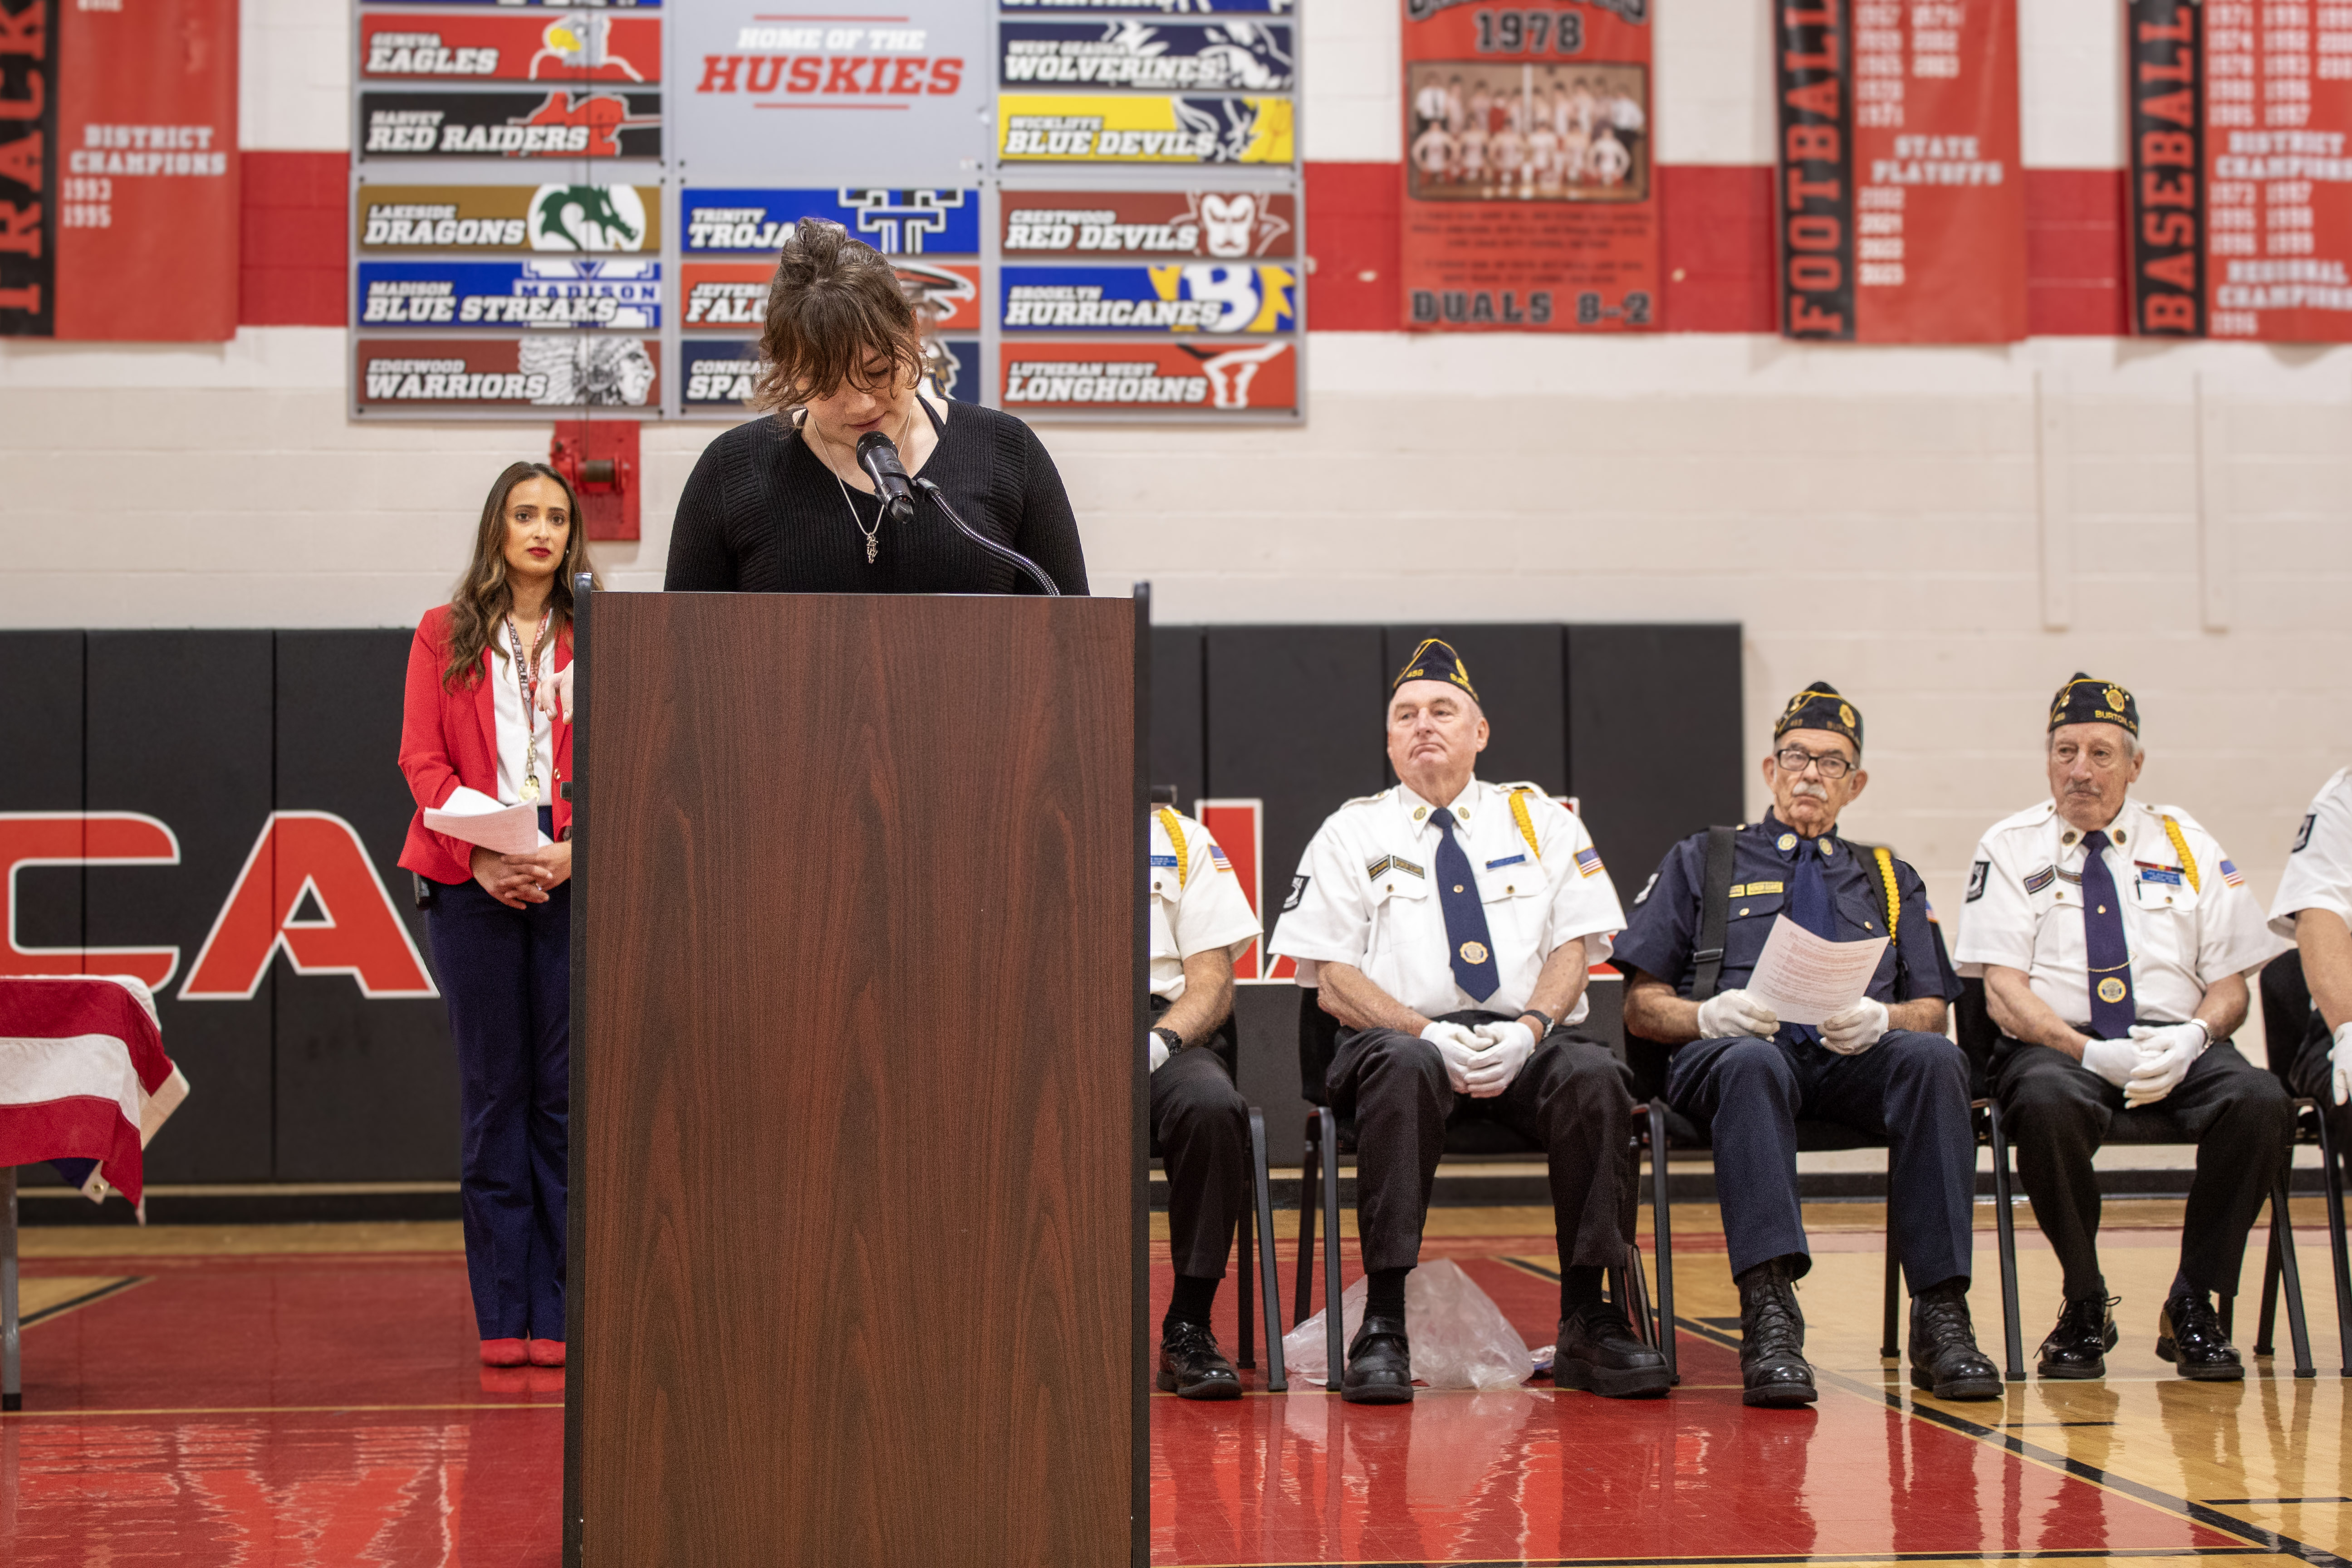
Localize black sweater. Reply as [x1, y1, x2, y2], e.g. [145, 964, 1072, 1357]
[662, 403, 1089, 596]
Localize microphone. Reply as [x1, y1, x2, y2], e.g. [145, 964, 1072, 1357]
[855, 431, 917, 526]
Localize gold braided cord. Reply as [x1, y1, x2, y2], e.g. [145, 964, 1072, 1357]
[1508, 788, 1542, 861]
[2161, 816, 2200, 893]
[1156, 806, 1188, 886]
[1872, 846, 1900, 938]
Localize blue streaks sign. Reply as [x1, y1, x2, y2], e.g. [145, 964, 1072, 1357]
[358, 260, 662, 328]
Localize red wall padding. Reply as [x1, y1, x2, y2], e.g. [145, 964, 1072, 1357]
[2024, 167, 2127, 337]
[240, 151, 348, 328]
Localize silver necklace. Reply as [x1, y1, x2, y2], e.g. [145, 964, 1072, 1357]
[804, 404, 916, 565]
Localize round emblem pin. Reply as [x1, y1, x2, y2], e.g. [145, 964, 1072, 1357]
[1459, 940, 1489, 966]
[1839, 702, 1856, 728]
[2097, 977, 2127, 1004]
[1777, 833, 1798, 852]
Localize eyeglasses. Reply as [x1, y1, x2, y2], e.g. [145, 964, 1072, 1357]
[1775, 746, 1854, 781]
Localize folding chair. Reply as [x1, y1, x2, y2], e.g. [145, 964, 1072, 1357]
[2249, 951, 2352, 1377]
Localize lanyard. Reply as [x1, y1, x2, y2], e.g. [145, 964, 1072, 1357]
[505, 608, 551, 803]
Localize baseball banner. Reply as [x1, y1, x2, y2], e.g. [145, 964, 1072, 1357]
[997, 94, 1294, 163]
[999, 20, 1295, 92]
[360, 13, 662, 83]
[356, 184, 662, 253]
[356, 337, 661, 410]
[1001, 189, 1294, 256]
[359, 91, 662, 160]
[2127, 0, 2203, 336]
[356, 261, 663, 329]
[681, 187, 980, 254]
[1001, 341, 1295, 412]
[1399, 0, 1657, 332]
[683, 259, 978, 329]
[1776, 0, 2026, 342]
[1000, 263, 1297, 332]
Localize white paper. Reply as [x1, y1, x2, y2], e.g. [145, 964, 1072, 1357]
[425, 790, 549, 855]
[1746, 915, 1889, 1027]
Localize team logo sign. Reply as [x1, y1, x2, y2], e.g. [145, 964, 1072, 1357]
[357, 337, 660, 408]
[998, 95, 1293, 163]
[679, 337, 976, 406]
[355, 185, 662, 252]
[1000, 0, 1291, 11]
[681, 187, 979, 254]
[1000, 21, 1294, 92]
[1001, 341, 1294, 411]
[360, 13, 661, 82]
[1000, 264, 1295, 332]
[358, 261, 663, 328]
[1002, 189, 1293, 257]
[681, 260, 977, 330]
[360, 92, 663, 159]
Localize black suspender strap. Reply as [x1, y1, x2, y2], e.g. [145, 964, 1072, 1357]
[1691, 825, 1737, 1001]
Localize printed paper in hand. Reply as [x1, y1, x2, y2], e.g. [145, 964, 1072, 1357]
[424, 786, 548, 855]
[1746, 915, 1888, 1027]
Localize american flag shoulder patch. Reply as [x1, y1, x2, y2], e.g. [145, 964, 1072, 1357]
[1209, 845, 1233, 873]
[1575, 846, 1604, 878]
[2220, 858, 2244, 887]
[2023, 865, 2057, 895]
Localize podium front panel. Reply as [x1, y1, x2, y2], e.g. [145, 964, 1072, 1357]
[572, 592, 1138, 1567]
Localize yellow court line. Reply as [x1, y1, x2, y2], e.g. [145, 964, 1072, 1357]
[2, 1401, 565, 1420]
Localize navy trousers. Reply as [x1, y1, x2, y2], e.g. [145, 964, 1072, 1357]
[426, 870, 569, 1343]
[1667, 1030, 1975, 1288]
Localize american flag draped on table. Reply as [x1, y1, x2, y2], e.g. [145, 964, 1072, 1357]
[0, 976, 190, 1211]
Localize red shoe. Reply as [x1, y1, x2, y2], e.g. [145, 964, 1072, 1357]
[528, 1338, 566, 1368]
[480, 1338, 529, 1368]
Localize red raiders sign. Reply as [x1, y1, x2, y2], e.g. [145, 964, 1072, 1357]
[1001, 340, 1294, 411]
[1001, 189, 1296, 257]
[361, 13, 664, 83]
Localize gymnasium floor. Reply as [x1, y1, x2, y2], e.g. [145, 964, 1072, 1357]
[2, 1202, 2345, 1568]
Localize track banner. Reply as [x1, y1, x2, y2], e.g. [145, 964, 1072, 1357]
[1399, 0, 1658, 332]
[1776, 0, 2025, 342]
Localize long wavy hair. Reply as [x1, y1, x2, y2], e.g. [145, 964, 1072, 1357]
[443, 462, 600, 689]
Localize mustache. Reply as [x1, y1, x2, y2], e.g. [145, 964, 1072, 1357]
[1789, 780, 1829, 800]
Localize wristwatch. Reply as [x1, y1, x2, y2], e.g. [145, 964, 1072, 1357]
[1150, 1026, 1184, 1056]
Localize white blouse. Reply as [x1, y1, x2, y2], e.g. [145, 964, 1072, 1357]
[488, 623, 556, 808]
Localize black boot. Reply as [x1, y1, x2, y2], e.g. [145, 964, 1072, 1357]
[1340, 1313, 1414, 1405]
[1908, 1280, 2001, 1400]
[1156, 1322, 1241, 1400]
[2156, 1294, 2244, 1382]
[2035, 1294, 2118, 1380]
[1553, 1302, 1673, 1399]
[1735, 1256, 1817, 1408]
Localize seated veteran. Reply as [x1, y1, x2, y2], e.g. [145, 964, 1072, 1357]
[1269, 639, 1659, 1404]
[1618, 682, 1994, 1409]
[1146, 801, 1268, 1400]
[2272, 766, 2352, 1143]
[1954, 674, 2288, 1382]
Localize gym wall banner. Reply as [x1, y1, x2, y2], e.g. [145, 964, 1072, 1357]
[1776, 0, 2026, 342]
[1399, 0, 1659, 332]
[0, 0, 239, 342]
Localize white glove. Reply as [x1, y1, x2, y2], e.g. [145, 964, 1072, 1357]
[1463, 1019, 1536, 1099]
[1695, 988, 1778, 1041]
[1421, 1021, 1484, 1093]
[1819, 996, 1890, 1055]
[2079, 1035, 2141, 1089]
[535, 663, 574, 723]
[2331, 1021, 2352, 1107]
[1147, 1031, 1169, 1073]
[2122, 1021, 2209, 1107]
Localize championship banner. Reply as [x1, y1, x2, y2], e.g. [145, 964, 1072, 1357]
[356, 185, 662, 253]
[999, 20, 1295, 92]
[2127, 0, 2202, 336]
[0, 0, 54, 337]
[359, 91, 663, 160]
[356, 261, 662, 329]
[681, 187, 980, 254]
[682, 259, 978, 329]
[356, 337, 661, 410]
[681, 337, 978, 405]
[1399, 0, 1657, 333]
[1000, 263, 1296, 332]
[1001, 189, 1294, 256]
[1001, 341, 1295, 411]
[1775, 0, 2026, 342]
[360, 13, 662, 83]
[997, 94, 1294, 163]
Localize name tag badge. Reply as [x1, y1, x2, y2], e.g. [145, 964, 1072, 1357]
[1485, 853, 1527, 870]
[2135, 861, 2183, 887]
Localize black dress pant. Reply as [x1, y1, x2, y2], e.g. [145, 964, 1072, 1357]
[2285, 1010, 2349, 1160]
[1151, 1045, 1250, 1280]
[1996, 1039, 2293, 1300]
[1325, 1011, 1635, 1275]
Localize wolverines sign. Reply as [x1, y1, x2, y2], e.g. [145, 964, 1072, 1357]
[999, 21, 1294, 93]
[998, 95, 1293, 162]
[1000, 264, 1296, 332]
[356, 185, 662, 252]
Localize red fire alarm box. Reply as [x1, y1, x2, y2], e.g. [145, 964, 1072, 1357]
[549, 420, 640, 541]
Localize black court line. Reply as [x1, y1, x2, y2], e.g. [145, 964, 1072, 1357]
[1208, 1551, 2273, 1568]
[22, 1277, 147, 1329]
[2206, 1499, 2352, 1507]
[2001, 1421, 2117, 1427]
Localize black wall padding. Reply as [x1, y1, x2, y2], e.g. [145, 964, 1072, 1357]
[0, 632, 85, 955]
[274, 630, 459, 1181]
[1382, 624, 1567, 795]
[1147, 625, 1204, 813]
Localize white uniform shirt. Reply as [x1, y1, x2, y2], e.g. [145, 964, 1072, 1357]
[1150, 809, 1263, 1002]
[2269, 766, 2352, 939]
[1268, 779, 1624, 1023]
[489, 628, 556, 808]
[1953, 795, 2283, 1029]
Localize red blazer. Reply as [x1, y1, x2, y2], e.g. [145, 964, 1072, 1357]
[398, 603, 575, 884]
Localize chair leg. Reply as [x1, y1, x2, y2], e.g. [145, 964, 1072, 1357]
[1320, 1107, 1344, 1386]
[1249, 1109, 1285, 1392]
[2255, 1231, 2279, 1356]
[1294, 1114, 1319, 1328]
[2271, 1168, 2316, 1378]
[1647, 1101, 1678, 1384]
[1987, 1101, 2026, 1382]
[1624, 1241, 1656, 1349]
[1882, 1235, 1902, 1362]
[1236, 1148, 1255, 1372]
[2314, 1108, 2352, 1377]
[2, 1164, 19, 1412]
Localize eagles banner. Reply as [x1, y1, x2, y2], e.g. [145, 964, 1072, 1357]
[1001, 189, 1294, 257]
[1000, 341, 1295, 412]
[355, 185, 662, 253]
[999, 264, 1297, 332]
[359, 13, 663, 83]
[997, 94, 1294, 163]
[680, 187, 980, 254]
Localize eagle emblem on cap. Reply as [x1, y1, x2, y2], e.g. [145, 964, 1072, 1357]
[2103, 684, 2127, 711]
[1839, 702, 1856, 728]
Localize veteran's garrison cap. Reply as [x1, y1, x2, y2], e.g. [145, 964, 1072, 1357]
[1773, 681, 1862, 752]
[2048, 673, 2139, 737]
[1391, 638, 1480, 705]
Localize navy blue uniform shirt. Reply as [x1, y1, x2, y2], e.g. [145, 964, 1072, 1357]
[1613, 811, 1962, 1013]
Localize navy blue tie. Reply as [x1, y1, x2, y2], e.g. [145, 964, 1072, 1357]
[2079, 829, 2136, 1040]
[1429, 808, 1500, 1002]
[1783, 838, 1838, 1044]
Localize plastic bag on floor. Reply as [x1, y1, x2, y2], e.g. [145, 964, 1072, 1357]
[1281, 1258, 1534, 1390]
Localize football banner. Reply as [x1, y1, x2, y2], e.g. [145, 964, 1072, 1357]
[1775, 0, 2026, 342]
[1399, 0, 1657, 332]
[360, 13, 661, 82]
[999, 20, 1295, 92]
[1001, 341, 1295, 411]
[356, 337, 662, 410]
[359, 91, 663, 160]
[1000, 263, 1297, 332]
[357, 261, 662, 328]
[355, 184, 662, 253]
[680, 187, 980, 253]
[997, 94, 1294, 163]
[683, 259, 978, 329]
[1001, 189, 1294, 256]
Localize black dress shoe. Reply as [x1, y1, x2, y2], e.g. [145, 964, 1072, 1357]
[1553, 1304, 1673, 1399]
[1156, 1322, 1242, 1400]
[2156, 1294, 2245, 1382]
[1341, 1312, 1415, 1404]
[1908, 1281, 2001, 1401]
[2035, 1294, 2119, 1379]
[1735, 1256, 1818, 1408]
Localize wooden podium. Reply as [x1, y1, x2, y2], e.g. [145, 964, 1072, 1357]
[565, 590, 1145, 1568]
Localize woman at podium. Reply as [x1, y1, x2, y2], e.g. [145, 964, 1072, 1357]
[663, 218, 1088, 596]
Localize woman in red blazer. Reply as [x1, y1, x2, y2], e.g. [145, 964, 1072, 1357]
[399, 460, 598, 1372]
